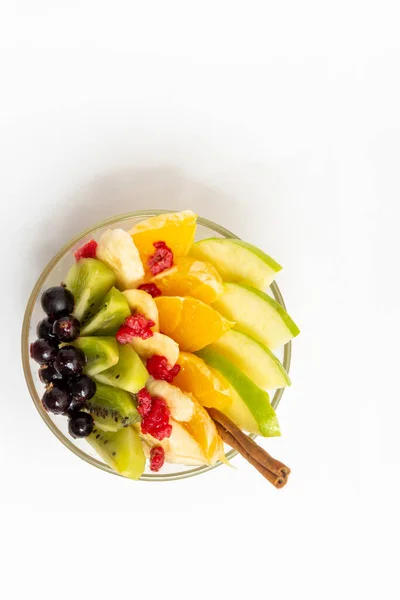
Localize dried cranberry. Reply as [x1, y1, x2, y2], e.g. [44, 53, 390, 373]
[116, 314, 155, 344]
[137, 388, 152, 417]
[146, 355, 181, 383]
[141, 396, 172, 441]
[115, 324, 136, 344]
[150, 446, 165, 472]
[125, 314, 155, 333]
[148, 241, 173, 276]
[138, 283, 162, 298]
[74, 240, 98, 261]
[150, 422, 172, 441]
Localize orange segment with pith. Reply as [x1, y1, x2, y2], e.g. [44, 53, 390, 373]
[155, 296, 234, 352]
[184, 397, 225, 464]
[174, 352, 233, 411]
[151, 257, 224, 304]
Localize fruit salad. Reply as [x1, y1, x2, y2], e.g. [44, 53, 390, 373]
[30, 211, 299, 482]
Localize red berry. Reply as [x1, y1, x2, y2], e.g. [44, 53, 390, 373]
[125, 314, 155, 333]
[150, 422, 172, 441]
[137, 388, 152, 416]
[115, 324, 136, 344]
[138, 283, 162, 298]
[74, 240, 98, 261]
[146, 355, 181, 383]
[140, 396, 171, 441]
[150, 446, 165, 472]
[116, 314, 155, 344]
[148, 241, 173, 275]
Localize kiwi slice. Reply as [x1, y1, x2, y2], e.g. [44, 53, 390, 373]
[94, 344, 149, 394]
[87, 426, 145, 479]
[85, 381, 140, 432]
[80, 287, 131, 336]
[72, 336, 119, 376]
[65, 258, 116, 323]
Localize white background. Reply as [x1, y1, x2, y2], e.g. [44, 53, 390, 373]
[0, 1, 399, 598]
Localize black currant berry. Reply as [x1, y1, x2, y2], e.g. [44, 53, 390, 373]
[68, 412, 94, 438]
[52, 315, 80, 342]
[41, 286, 74, 319]
[54, 346, 86, 377]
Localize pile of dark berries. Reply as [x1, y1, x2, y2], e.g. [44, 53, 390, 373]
[30, 286, 95, 438]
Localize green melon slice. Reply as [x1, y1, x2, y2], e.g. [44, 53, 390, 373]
[208, 329, 290, 389]
[213, 283, 299, 350]
[190, 238, 282, 289]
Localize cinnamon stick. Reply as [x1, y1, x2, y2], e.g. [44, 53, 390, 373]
[208, 408, 290, 478]
[207, 408, 290, 488]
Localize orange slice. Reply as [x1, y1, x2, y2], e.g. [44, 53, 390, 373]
[130, 210, 197, 269]
[151, 257, 224, 304]
[184, 397, 225, 465]
[155, 296, 234, 352]
[174, 352, 233, 410]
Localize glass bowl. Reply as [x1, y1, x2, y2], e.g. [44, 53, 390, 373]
[21, 210, 292, 481]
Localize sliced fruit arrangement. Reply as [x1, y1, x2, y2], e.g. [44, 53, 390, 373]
[207, 329, 291, 389]
[213, 283, 300, 350]
[190, 238, 282, 290]
[150, 256, 224, 304]
[155, 296, 234, 352]
[31, 210, 298, 485]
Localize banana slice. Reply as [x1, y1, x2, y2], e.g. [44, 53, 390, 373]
[96, 229, 145, 290]
[122, 289, 159, 331]
[129, 332, 179, 366]
[137, 419, 208, 466]
[146, 377, 194, 422]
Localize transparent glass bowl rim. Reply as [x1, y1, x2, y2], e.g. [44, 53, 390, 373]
[21, 210, 292, 482]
